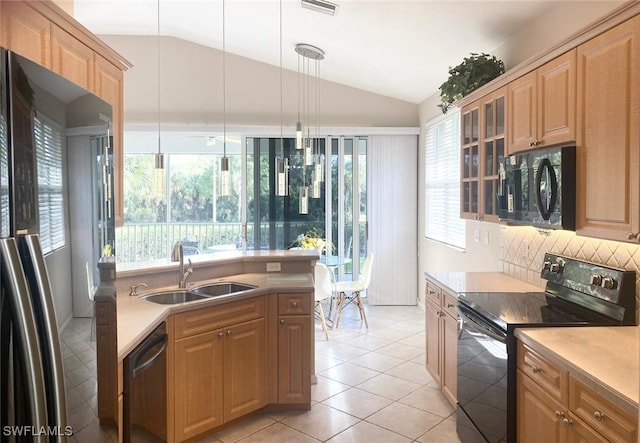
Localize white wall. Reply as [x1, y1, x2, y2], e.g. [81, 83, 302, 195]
[101, 35, 420, 129]
[417, 2, 624, 306]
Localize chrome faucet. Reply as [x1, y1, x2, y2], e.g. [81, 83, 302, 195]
[171, 241, 193, 288]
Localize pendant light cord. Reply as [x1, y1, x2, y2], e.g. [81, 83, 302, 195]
[157, 0, 161, 157]
[222, 0, 226, 159]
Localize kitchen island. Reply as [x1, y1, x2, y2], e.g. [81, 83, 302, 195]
[97, 250, 318, 442]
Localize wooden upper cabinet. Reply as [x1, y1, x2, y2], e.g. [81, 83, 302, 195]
[460, 87, 506, 221]
[538, 49, 576, 148]
[51, 24, 94, 91]
[1, 1, 51, 67]
[575, 15, 640, 242]
[507, 71, 537, 153]
[508, 50, 576, 154]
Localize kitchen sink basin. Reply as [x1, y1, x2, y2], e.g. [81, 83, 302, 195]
[189, 282, 255, 297]
[141, 290, 209, 305]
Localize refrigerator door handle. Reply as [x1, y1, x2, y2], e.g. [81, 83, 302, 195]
[18, 234, 67, 434]
[0, 238, 49, 440]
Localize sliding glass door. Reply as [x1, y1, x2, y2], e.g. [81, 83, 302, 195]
[328, 137, 367, 281]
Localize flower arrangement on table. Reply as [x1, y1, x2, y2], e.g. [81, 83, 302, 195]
[289, 228, 334, 253]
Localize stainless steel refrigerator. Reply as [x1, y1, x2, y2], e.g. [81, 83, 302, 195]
[0, 47, 68, 442]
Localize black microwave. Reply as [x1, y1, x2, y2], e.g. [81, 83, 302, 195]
[497, 146, 576, 230]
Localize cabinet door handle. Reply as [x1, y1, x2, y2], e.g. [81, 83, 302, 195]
[218, 332, 224, 338]
[291, 301, 298, 307]
[555, 410, 565, 419]
[562, 417, 573, 427]
[280, 319, 285, 325]
[531, 366, 542, 374]
[447, 303, 455, 308]
[594, 411, 606, 421]
[226, 329, 232, 335]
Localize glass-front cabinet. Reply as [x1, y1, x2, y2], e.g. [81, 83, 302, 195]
[460, 87, 506, 222]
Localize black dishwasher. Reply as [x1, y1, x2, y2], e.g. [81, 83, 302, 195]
[123, 321, 168, 443]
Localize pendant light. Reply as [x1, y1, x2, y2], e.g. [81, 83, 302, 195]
[153, 0, 164, 198]
[275, 0, 289, 196]
[295, 55, 303, 150]
[219, 0, 231, 197]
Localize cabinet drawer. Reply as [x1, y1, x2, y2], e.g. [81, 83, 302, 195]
[569, 377, 638, 443]
[517, 341, 568, 403]
[278, 293, 311, 315]
[442, 291, 458, 319]
[175, 297, 265, 339]
[425, 281, 442, 305]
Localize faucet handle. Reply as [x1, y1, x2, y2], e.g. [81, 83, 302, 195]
[129, 282, 148, 296]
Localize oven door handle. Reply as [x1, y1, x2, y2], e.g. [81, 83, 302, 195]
[459, 311, 507, 344]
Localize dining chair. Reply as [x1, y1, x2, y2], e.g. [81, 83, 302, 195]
[86, 261, 97, 341]
[334, 253, 374, 329]
[314, 263, 334, 340]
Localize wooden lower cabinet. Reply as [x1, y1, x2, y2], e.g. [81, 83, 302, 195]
[517, 340, 637, 443]
[170, 293, 311, 442]
[172, 299, 266, 442]
[424, 278, 457, 406]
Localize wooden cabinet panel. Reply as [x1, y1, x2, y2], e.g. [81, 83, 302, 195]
[174, 297, 265, 339]
[50, 24, 94, 91]
[441, 310, 458, 405]
[538, 49, 576, 147]
[576, 15, 640, 242]
[277, 293, 312, 315]
[508, 50, 576, 155]
[424, 298, 441, 386]
[1, 1, 51, 67]
[461, 88, 506, 221]
[508, 71, 537, 153]
[174, 329, 224, 441]
[518, 339, 637, 443]
[517, 369, 565, 443]
[569, 377, 637, 443]
[518, 341, 568, 404]
[277, 315, 311, 405]
[424, 278, 459, 407]
[223, 318, 266, 421]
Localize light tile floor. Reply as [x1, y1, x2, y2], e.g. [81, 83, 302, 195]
[61, 301, 462, 443]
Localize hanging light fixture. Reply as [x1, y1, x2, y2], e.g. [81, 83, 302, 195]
[275, 0, 289, 196]
[219, 0, 231, 197]
[154, 0, 165, 198]
[295, 44, 323, 169]
[295, 55, 303, 150]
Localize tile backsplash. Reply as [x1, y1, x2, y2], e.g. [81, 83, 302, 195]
[500, 226, 640, 319]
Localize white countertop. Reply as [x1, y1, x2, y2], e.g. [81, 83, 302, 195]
[516, 326, 639, 414]
[116, 272, 314, 360]
[426, 271, 542, 294]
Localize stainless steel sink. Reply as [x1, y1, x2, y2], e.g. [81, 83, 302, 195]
[141, 290, 209, 305]
[189, 282, 255, 297]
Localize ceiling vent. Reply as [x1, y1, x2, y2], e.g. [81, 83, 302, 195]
[301, 0, 337, 16]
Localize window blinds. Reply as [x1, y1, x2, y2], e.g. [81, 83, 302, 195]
[34, 113, 65, 254]
[424, 109, 465, 250]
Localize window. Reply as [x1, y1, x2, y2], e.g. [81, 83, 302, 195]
[34, 113, 65, 254]
[424, 109, 465, 250]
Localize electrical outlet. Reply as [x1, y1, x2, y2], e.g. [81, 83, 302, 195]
[266, 262, 281, 272]
[521, 241, 529, 258]
[474, 229, 480, 243]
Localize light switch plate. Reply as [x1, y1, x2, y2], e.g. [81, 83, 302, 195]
[266, 262, 281, 272]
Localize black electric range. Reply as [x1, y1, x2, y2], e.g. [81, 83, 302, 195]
[455, 252, 636, 443]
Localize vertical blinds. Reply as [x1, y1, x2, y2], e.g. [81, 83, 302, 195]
[424, 109, 465, 250]
[34, 113, 65, 254]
